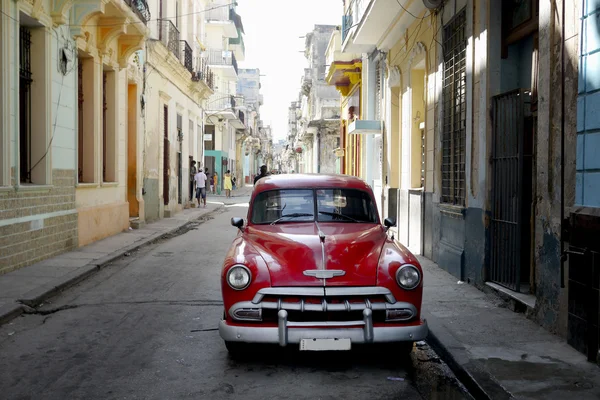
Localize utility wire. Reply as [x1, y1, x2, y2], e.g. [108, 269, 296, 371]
[0, 2, 236, 28]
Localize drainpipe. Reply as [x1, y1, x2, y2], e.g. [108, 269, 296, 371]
[317, 131, 321, 173]
[559, 0, 566, 288]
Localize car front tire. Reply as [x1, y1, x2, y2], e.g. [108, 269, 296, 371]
[393, 341, 414, 356]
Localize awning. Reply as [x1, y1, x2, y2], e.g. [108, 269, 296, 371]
[348, 119, 382, 135]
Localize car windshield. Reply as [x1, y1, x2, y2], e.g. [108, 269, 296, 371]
[251, 188, 378, 224]
[316, 188, 378, 223]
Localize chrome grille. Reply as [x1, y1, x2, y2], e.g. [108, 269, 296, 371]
[229, 287, 416, 323]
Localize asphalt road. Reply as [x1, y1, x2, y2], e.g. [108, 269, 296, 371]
[0, 196, 472, 400]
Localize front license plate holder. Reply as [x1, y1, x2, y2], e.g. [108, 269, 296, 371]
[299, 338, 351, 351]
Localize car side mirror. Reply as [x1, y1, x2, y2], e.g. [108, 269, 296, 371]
[384, 217, 396, 230]
[231, 217, 244, 230]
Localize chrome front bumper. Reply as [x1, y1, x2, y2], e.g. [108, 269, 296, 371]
[219, 308, 428, 346]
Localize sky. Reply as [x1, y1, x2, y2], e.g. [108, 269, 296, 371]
[236, 0, 341, 141]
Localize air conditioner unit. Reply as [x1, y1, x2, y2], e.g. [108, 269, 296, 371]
[422, 0, 443, 9]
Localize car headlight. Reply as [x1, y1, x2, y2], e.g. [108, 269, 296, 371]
[227, 264, 251, 290]
[396, 264, 421, 290]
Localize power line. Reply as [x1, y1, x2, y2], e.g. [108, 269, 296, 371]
[0, 2, 236, 28]
[395, 0, 431, 20]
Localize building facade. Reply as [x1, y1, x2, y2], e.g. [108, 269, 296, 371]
[143, 0, 213, 220]
[0, 0, 154, 272]
[202, 0, 245, 193]
[329, 0, 594, 362]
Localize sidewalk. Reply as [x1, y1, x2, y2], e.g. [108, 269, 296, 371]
[419, 255, 600, 400]
[0, 201, 226, 327]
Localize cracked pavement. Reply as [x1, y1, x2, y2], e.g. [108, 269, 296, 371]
[0, 199, 472, 400]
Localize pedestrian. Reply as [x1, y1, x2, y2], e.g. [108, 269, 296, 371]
[193, 168, 207, 208]
[254, 165, 268, 185]
[213, 172, 220, 195]
[204, 168, 211, 195]
[189, 160, 197, 201]
[224, 170, 232, 198]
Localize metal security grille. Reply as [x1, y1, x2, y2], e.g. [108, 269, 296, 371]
[490, 89, 532, 292]
[441, 9, 467, 205]
[78, 61, 84, 182]
[19, 26, 32, 183]
[103, 71, 107, 182]
[163, 105, 170, 206]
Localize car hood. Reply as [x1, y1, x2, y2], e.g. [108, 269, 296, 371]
[245, 222, 386, 286]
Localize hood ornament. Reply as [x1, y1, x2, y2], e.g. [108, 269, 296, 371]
[303, 269, 346, 279]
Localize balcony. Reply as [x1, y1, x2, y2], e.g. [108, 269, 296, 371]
[229, 29, 245, 61]
[125, 0, 150, 24]
[158, 19, 180, 59]
[204, 49, 238, 78]
[180, 40, 192, 73]
[342, 0, 426, 53]
[206, 92, 238, 120]
[231, 109, 245, 129]
[325, 29, 362, 96]
[192, 57, 214, 90]
[205, 5, 238, 38]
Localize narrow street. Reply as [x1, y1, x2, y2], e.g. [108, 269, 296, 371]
[0, 197, 470, 400]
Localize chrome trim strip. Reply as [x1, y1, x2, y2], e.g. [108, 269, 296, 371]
[303, 270, 346, 279]
[252, 287, 325, 303]
[228, 301, 417, 322]
[232, 301, 416, 313]
[324, 287, 397, 303]
[287, 320, 365, 327]
[219, 319, 429, 344]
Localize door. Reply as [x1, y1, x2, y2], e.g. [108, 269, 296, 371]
[489, 89, 533, 292]
[163, 105, 170, 206]
[177, 151, 182, 204]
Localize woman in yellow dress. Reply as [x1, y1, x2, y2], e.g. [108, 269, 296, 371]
[224, 170, 233, 198]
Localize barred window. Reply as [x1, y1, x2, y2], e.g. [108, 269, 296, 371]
[441, 9, 467, 206]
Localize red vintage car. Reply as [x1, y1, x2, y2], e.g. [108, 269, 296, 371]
[219, 173, 428, 355]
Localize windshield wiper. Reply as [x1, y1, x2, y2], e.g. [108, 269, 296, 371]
[270, 213, 314, 225]
[318, 211, 360, 222]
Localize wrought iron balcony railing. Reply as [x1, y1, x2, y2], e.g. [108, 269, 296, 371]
[205, 5, 232, 22]
[158, 19, 180, 58]
[125, 0, 150, 24]
[204, 49, 238, 75]
[192, 57, 215, 89]
[180, 40, 193, 73]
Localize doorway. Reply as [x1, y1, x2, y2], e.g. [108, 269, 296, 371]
[127, 84, 139, 218]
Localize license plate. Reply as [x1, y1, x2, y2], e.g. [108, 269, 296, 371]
[299, 338, 351, 351]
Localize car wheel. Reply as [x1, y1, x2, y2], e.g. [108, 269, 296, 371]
[224, 341, 250, 359]
[393, 341, 414, 356]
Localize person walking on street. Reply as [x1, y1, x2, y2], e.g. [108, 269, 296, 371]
[204, 168, 211, 198]
[193, 169, 208, 208]
[254, 165, 268, 185]
[224, 170, 233, 198]
[213, 172, 220, 195]
[189, 160, 197, 201]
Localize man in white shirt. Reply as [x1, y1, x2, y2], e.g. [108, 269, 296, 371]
[194, 169, 208, 208]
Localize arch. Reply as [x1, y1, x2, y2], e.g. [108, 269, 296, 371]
[97, 18, 128, 52]
[69, 0, 107, 38]
[118, 35, 145, 68]
[51, 0, 74, 25]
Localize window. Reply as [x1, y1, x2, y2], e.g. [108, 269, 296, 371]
[19, 26, 32, 183]
[251, 189, 314, 224]
[102, 70, 117, 182]
[317, 189, 378, 223]
[250, 188, 379, 224]
[441, 9, 467, 205]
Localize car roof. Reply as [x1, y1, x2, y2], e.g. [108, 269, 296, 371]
[252, 173, 373, 193]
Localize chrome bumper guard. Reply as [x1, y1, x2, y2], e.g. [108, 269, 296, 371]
[219, 309, 428, 345]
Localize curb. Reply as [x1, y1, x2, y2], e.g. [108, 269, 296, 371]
[423, 311, 515, 400]
[1, 206, 224, 325]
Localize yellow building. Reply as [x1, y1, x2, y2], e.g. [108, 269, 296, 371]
[325, 29, 362, 177]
